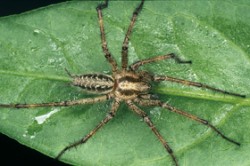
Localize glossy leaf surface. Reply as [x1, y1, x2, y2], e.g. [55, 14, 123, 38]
[0, 1, 250, 166]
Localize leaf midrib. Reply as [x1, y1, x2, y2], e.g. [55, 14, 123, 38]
[0, 69, 70, 82]
[0, 69, 248, 107]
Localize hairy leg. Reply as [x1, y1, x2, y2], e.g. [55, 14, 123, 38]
[154, 75, 245, 98]
[126, 100, 178, 166]
[122, 0, 145, 71]
[130, 53, 191, 71]
[96, 0, 118, 74]
[55, 99, 120, 159]
[135, 99, 240, 146]
[0, 94, 112, 108]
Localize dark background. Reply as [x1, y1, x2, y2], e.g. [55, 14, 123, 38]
[0, 0, 69, 165]
[0, 0, 68, 17]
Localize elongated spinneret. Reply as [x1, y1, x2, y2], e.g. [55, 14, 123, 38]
[72, 74, 114, 94]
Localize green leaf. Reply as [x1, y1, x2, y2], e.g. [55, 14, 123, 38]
[0, 1, 250, 166]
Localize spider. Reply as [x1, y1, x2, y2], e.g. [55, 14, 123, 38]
[0, 0, 246, 166]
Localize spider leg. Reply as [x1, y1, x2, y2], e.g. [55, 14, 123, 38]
[154, 75, 246, 98]
[130, 53, 191, 71]
[0, 94, 112, 108]
[55, 99, 120, 160]
[96, 0, 118, 74]
[64, 68, 74, 77]
[122, 0, 145, 71]
[135, 99, 241, 146]
[126, 101, 178, 166]
[138, 93, 159, 100]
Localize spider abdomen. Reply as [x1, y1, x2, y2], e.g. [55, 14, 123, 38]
[72, 74, 114, 94]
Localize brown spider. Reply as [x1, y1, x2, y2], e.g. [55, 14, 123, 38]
[0, 0, 246, 166]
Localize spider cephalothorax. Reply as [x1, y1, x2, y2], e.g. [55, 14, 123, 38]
[0, 0, 245, 166]
[113, 71, 152, 100]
